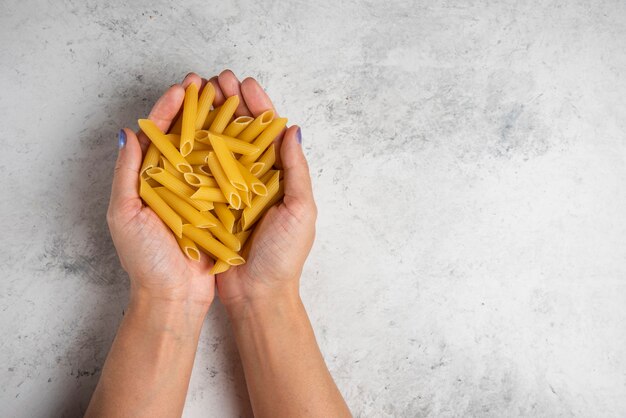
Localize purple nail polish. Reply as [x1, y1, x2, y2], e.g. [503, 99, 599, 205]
[118, 129, 127, 149]
[296, 127, 302, 144]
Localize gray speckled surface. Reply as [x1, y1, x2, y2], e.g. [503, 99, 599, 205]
[1, 1, 626, 417]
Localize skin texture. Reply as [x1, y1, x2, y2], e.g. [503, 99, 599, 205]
[85, 71, 351, 418]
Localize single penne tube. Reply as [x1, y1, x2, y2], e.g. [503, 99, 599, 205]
[146, 167, 213, 212]
[210, 260, 231, 274]
[192, 141, 211, 151]
[184, 172, 218, 187]
[195, 131, 260, 155]
[237, 109, 275, 142]
[145, 177, 161, 188]
[186, 150, 211, 165]
[153, 187, 216, 228]
[210, 95, 239, 134]
[180, 83, 198, 156]
[259, 169, 279, 184]
[195, 82, 215, 130]
[176, 236, 201, 261]
[140, 143, 161, 178]
[213, 202, 236, 232]
[166, 134, 181, 147]
[247, 144, 276, 177]
[202, 211, 241, 251]
[238, 117, 287, 166]
[182, 224, 244, 265]
[191, 187, 228, 203]
[201, 106, 220, 130]
[223, 116, 254, 137]
[139, 179, 183, 238]
[206, 152, 242, 209]
[240, 171, 280, 231]
[235, 159, 267, 196]
[138, 119, 192, 173]
[209, 133, 248, 191]
[161, 156, 186, 182]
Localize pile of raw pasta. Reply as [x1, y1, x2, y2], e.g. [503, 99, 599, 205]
[138, 82, 286, 274]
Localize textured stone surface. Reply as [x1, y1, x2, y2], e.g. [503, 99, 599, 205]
[1, 1, 625, 417]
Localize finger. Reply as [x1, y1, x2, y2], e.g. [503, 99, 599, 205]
[137, 84, 185, 153]
[208, 77, 226, 106]
[218, 69, 252, 116]
[182, 72, 202, 90]
[240, 77, 277, 117]
[280, 126, 314, 207]
[110, 129, 143, 220]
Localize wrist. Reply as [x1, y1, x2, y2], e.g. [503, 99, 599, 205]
[126, 289, 209, 337]
[225, 287, 303, 325]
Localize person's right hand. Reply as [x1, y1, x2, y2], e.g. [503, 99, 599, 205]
[209, 71, 318, 314]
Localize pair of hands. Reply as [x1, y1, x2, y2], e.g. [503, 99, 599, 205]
[107, 70, 317, 318]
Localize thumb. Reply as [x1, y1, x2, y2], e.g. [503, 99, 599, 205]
[109, 129, 143, 221]
[280, 126, 314, 208]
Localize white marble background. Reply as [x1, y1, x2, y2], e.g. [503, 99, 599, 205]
[1, 0, 625, 417]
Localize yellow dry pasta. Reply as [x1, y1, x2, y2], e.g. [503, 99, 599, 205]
[192, 165, 212, 176]
[140, 143, 161, 178]
[184, 172, 218, 187]
[201, 106, 220, 130]
[161, 156, 186, 182]
[237, 109, 274, 142]
[139, 179, 183, 238]
[186, 150, 211, 165]
[213, 202, 236, 232]
[223, 116, 253, 137]
[238, 117, 287, 166]
[182, 224, 244, 265]
[176, 236, 201, 261]
[195, 131, 260, 155]
[210, 95, 239, 134]
[235, 158, 267, 196]
[146, 167, 213, 212]
[208, 133, 248, 191]
[207, 152, 242, 209]
[139, 119, 192, 173]
[180, 83, 198, 156]
[191, 187, 228, 203]
[195, 83, 215, 130]
[153, 187, 216, 228]
[248, 144, 276, 177]
[240, 171, 281, 231]
[210, 230, 252, 274]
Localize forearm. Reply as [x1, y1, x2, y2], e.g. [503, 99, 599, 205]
[86, 291, 207, 418]
[227, 292, 351, 418]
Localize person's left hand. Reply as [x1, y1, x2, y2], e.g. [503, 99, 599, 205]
[107, 74, 215, 315]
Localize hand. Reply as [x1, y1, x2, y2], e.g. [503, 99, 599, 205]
[208, 71, 318, 313]
[107, 74, 215, 315]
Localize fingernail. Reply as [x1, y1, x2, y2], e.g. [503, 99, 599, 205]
[296, 127, 302, 145]
[184, 72, 193, 79]
[118, 129, 127, 149]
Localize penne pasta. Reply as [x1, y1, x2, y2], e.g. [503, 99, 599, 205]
[184, 172, 218, 187]
[153, 187, 216, 228]
[161, 156, 186, 182]
[139, 119, 192, 173]
[235, 158, 267, 196]
[169, 114, 182, 135]
[191, 187, 228, 202]
[201, 106, 220, 130]
[210, 95, 239, 134]
[223, 116, 254, 137]
[146, 167, 213, 212]
[185, 150, 211, 165]
[176, 236, 201, 261]
[207, 152, 242, 209]
[180, 83, 198, 156]
[195, 83, 215, 130]
[209, 133, 248, 191]
[247, 144, 276, 178]
[240, 171, 281, 231]
[195, 131, 260, 155]
[238, 117, 287, 166]
[237, 109, 274, 142]
[182, 224, 244, 265]
[139, 179, 183, 238]
[166, 134, 181, 147]
[210, 230, 252, 274]
[192, 165, 212, 176]
[213, 202, 236, 232]
[140, 143, 161, 178]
